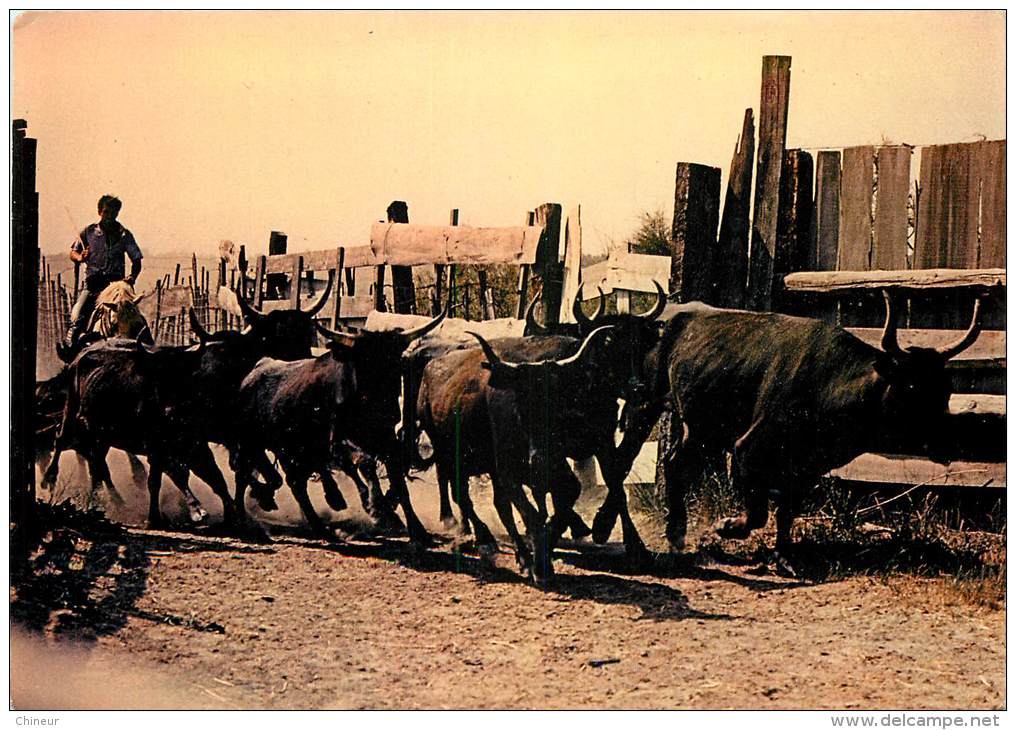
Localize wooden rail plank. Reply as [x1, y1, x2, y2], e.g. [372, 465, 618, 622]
[368, 222, 542, 266]
[784, 268, 1005, 292]
[949, 394, 1005, 417]
[871, 146, 911, 270]
[829, 454, 1004, 489]
[844, 327, 1004, 363]
[837, 145, 874, 271]
[746, 55, 792, 312]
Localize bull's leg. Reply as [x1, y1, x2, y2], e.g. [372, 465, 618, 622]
[489, 473, 533, 577]
[596, 448, 651, 567]
[186, 444, 239, 527]
[546, 461, 591, 546]
[660, 434, 706, 552]
[317, 468, 348, 512]
[249, 450, 283, 511]
[447, 469, 495, 547]
[714, 425, 770, 540]
[92, 446, 126, 508]
[354, 458, 406, 535]
[164, 462, 209, 525]
[381, 453, 432, 546]
[145, 456, 168, 528]
[436, 461, 470, 535]
[127, 452, 148, 490]
[287, 469, 333, 538]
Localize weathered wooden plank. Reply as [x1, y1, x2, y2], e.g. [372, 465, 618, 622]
[978, 139, 1006, 268]
[387, 200, 416, 314]
[775, 149, 813, 275]
[871, 146, 911, 270]
[949, 394, 1006, 417]
[581, 251, 671, 296]
[288, 256, 304, 309]
[784, 267, 1005, 292]
[253, 255, 266, 307]
[715, 108, 755, 309]
[829, 454, 1004, 489]
[845, 327, 1004, 363]
[745, 55, 792, 311]
[559, 205, 583, 323]
[534, 203, 564, 326]
[671, 163, 721, 303]
[515, 211, 535, 319]
[331, 248, 345, 324]
[368, 222, 543, 267]
[914, 145, 948, 268]
[263, 253, 297, 274]
[837, 145, 874, 271]
[812, 150, 841, 271]
[944, 143, 979, 268]
[342, 245, 375, 269]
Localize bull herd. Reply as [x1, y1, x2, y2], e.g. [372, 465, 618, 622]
[37, 273, 983, 583]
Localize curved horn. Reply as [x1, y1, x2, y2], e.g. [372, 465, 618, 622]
[303, 270, 334, 317]
[572, 285, 607, 328]
[188, 307, 212, 343]
[935, 297, 984, 360]
[638, 280, 667, 320]
[315, 320, 357, 349]
[525, 296, 550, 335]
[879, 290, 904, 357]
[554, 325, 615, 367]
[399, 297, 450, 344]
[235, 284, 266, 325]
[468, 331, 521, 373]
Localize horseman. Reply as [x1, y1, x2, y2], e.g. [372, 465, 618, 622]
[59, 194, 144, 359]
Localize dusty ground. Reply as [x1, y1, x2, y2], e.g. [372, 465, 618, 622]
[12, 453, 1006, 710]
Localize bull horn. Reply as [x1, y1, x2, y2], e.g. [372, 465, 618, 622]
[315, 320, 357, 349]
[525, 297, 550, 335]
[468, 331, 521, 373]
[572, 285, 606, 327]
[639, 280, 667, 320]
[399, 297, 450, 344]
[303, 271, 334, 317]
[553, 325, 615, 367]
[235, 284, 266, 325]
[879, 290, 904, 357]
[188, 307, 212, 344]
[935, 297, 984, 360]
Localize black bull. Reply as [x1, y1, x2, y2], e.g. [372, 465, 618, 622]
[231, 307, 449, 541]
[416, 309, 665, 583]
[599, 292, 985, 560]
[40, 277, 335, 527]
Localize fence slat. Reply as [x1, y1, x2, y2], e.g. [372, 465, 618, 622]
[871, 146, 911, 270]
[914, 144, 948, 268]
[978, 140, 1006, 267]
[837, 145, 874, 271]
[775, 149, 813, 276]
[812, 150, 841, 272]
[671, 163, 721, 303]
[745, 55, 792, 311]
[714, 108, 754, 308]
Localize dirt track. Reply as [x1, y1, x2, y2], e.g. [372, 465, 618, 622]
[13, 460, 1006, 710]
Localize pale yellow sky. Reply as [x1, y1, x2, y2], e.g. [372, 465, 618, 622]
[12, 10, 1005, 260]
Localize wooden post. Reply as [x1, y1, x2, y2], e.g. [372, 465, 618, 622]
[12, 119, 39, 555]
[374, 264, 387, 312]
[267, 231, 287, 299]
[812, 150, 841, 271]
[289, 256, 305, 310]
[332, 248, 345, 327]
[387, 201, 416, 314]
[534, 203, 564, 325]
[671, 163, 721, 303]
[174, 263, 181, 286]
[191, 253, 199, 296]
[434, 209, 457, 316]
[516, 211, 535, 319]
[775, 150, 814, 277]
[715, 108, 755, 309]
[745, 55, 792, 312]
[153, 280, 163, 340]
[253, 255, 267, 308]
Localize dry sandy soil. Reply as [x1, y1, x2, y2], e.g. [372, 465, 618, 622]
[12, 452, 1006, 710]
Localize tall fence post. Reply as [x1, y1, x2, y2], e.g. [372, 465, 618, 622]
[715, 108, 755, 309]
[534, 203, 564, 326]
[745, 55, 792, 311]
[387, 201, 416, 314]
[671, 163, 721, 303]
[11, 118, 39, 562]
